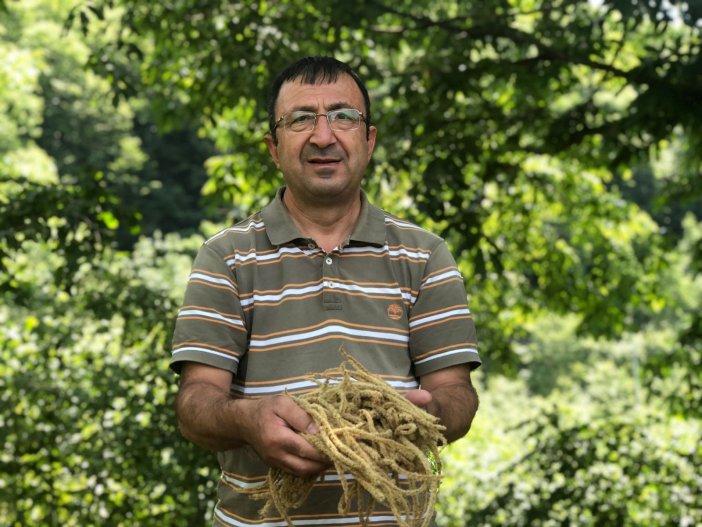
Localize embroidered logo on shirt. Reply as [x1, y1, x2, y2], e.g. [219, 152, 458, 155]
[386, 303, 403, 320]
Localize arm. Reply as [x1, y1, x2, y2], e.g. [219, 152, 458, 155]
[176, 361, 329, 476]
[405, 364, 479, 443]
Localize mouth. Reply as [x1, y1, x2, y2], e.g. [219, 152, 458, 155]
[307, 157, 341, 165]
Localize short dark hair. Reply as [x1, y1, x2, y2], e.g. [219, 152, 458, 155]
[267, 56, 372, 143]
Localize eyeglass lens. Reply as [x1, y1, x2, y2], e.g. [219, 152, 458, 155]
[283, 109, 363, 132]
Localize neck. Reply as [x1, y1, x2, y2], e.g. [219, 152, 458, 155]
[283, 189, 361, 252]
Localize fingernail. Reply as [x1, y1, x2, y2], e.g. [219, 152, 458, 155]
[307, 423, 319, 434]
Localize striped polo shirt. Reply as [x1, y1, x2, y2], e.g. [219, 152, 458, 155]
[171, 187, 480, 527]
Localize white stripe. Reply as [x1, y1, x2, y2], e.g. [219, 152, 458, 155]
[172, 346, 240, 363]
[409, 307, 471, 329]
[221, 471, 409, 489]
[414, 347, 479, 365]
[320, 472, 410, 482]
[178, 308, 244, 327]
[388, 378, 420, 390]
[241, 283, 324, 307]
[384, 216, 419, 229]
[388, 246, 431, 260]
[189, 272, 236, 291]
[232, 378, 418, 396]
[331, 282, 403, 297]
[249, 324, 409, 349]
[342, 243, 430, 261]
[221, 473, 267, 489]
[241, 282, 413, 307]
[341, 245, 387, 255]
[234, 379, 321, 395]
[423, 269, 463, 286]
[226, 246, 303, 266]
[206, 220, 265, 243]
[214, 506, 400, 527]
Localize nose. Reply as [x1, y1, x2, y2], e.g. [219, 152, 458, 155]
[309, 114, 337, 148]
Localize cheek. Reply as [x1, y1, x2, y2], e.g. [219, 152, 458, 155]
[278, 140, 303, 160]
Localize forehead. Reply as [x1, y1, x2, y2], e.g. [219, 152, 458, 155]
[275, 74, 364, 115]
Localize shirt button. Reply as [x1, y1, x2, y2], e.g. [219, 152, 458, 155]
[325, 257, 333, 265]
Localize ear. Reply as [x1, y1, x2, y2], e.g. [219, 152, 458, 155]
[366, 126, 377, 162]
[264, 133, 280, 168]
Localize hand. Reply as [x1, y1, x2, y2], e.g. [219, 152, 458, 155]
[242, 395, 330, 477]
[404, 389, 437, 416]
[408, 366, 480, 443]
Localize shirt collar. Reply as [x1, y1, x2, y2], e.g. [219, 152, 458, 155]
[261, 187, 386, 247]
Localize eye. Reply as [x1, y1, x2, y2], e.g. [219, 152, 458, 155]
[285, 112, 316, 129]
[330, 109, 358, 122]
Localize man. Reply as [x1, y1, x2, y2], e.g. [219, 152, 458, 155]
[171, 56, 481, 527]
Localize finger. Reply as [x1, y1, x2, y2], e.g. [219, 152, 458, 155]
[405, 389, 432, 408]
[275, 396, 319, 435]
[288, 433, 329, 464]
[276, 433, 330, 476]
[281, 453, 329, 478]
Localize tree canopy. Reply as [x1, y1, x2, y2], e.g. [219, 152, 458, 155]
[69, 0, 702, 361]
[2, 0, 701, 525]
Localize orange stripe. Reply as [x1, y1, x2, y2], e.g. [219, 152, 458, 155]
[240, 279, 322, 298]
[239, 370, 414, 388]
[173, 341, 241, 357]
[180, 305, 242, 319]
[409, 304, 467, 322]
[191, 269, 236, 281]
[233, 251, 313, 267]
[410, 314, 473, 332]
[340, 251, 429, 263]
[414, 342, 478, 361]
[189, 279, 239, 293]
[248, 335, 408, 353]
[178, 316, 247, 332]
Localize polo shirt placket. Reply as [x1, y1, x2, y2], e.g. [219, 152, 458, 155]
[322, 249, 342, 310]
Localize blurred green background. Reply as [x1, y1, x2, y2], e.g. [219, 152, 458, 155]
[1, 0, 700, 525]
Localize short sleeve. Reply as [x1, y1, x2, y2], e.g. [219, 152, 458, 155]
[170, 242, 248, 375]
[409, 240, 481, 376]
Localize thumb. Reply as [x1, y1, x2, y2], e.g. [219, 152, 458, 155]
[405, 389, 432, 408]
[276, 396, 319, 434]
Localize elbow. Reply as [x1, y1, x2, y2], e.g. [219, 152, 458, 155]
[174, 390, 200, 445]
[445, 421, 471, 444]
[177, 415, 197, 443]
[176, 411, 218, 451]
[175, 409, 194, 444]
[447, 392, 479, 443]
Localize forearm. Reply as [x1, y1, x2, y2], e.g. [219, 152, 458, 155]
[427, 380, 479, 443]
[176, 380, 253, 451]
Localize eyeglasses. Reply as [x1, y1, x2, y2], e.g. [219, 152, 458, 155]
[273, 108, 366, 133]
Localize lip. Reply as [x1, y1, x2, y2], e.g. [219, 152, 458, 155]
[307, 157, 341, 164]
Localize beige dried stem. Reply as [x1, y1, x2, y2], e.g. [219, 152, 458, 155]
[237, 348, 446, 527]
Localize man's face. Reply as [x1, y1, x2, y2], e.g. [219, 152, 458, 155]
[264, 74, 377, 206]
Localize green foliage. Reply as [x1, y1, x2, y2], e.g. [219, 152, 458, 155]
[72, 0, 702, 360]
[0, 235, 218, 526]
[444, 409, 702, 526]
[131, 123, 215, 240]
[2, 0, 702, 525]
[437, 337, 702, 527]
[640, 215, 702, 419]
[0, 0, 142, 270]
[0, 4, 220, 522]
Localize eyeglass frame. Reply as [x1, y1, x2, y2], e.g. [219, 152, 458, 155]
[271, 108, 367, 135]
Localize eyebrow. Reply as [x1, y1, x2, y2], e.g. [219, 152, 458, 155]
[288, 101, 357, 113]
